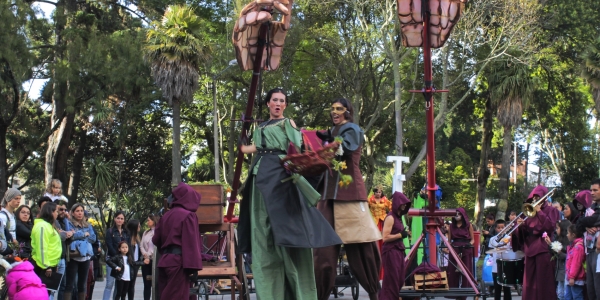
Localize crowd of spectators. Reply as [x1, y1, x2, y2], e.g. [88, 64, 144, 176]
[1, 179, 158, 300]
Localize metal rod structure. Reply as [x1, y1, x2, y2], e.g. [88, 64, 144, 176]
[436, 227, 479, 294]
[225, 23, 270, 222]
[422, 0, 438, 267]
[402, 0, 480, 294]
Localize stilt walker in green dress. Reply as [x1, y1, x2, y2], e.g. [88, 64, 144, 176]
[238, 88, 342, 300]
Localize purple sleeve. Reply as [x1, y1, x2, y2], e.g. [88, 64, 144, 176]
[510, 224, 526, 252]
[527, 207, 558, 236]
[181, 213, 203, 270]
[151, 222, 161, 249]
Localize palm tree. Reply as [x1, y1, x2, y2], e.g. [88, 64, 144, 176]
[144, 5, 212, 186]
[490, 59, 534, 221]
[582, 36, 600, 116]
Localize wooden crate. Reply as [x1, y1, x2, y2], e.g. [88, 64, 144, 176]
[413, 271, 449, 291]
[190, 184, 224, 224]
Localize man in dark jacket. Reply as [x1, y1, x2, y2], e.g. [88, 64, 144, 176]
[55, 199, 72, 300]
[153, 183, 203, 300]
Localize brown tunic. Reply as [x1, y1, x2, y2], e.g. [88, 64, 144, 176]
[320, 122, 367, 201]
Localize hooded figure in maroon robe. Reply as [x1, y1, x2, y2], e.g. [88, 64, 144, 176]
[379, 191, 411, 300]
[573, 190, 593, 220]
[153, 183, 203, 300]
[446, 207, 474, 300]
[511, 185, 559, 300]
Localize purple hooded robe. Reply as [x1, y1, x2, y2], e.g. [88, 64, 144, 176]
[574, 190, 593, 219]
[447, 207, 473, 299]
[153, 183, 203, 300]
[510, 185, 559, 300]
[379, 192, 411, 300]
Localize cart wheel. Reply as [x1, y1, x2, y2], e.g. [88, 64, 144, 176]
[197, 281, 209, 300]
[516, 284, 522, 296]
[352, 284, 359, 300]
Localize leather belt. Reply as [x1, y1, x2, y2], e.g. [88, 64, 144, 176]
[256, 149, 285, 155]
[162, 246, 182, 255]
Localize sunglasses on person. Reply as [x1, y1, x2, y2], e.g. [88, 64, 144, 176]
[58, 208, 66, 212]
[330, 106, 347, 112]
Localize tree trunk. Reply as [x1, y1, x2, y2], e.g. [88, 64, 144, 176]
[0, 127, 7, 196]
[68, 124, 87, 205]
[392, 47, 403, 156]
[45, 109, 76, 188]
[225, 105, 237, 185]
[172, 99, 182, 186]
[495, 126, 512, 221]
[524, 142, 530, 190]
[475, 96, 494, 229]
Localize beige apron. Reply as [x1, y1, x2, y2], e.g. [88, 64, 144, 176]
[333, 201, 382, 244]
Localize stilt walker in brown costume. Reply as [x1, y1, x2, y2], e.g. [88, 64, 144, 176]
[314, 98, 382, 300]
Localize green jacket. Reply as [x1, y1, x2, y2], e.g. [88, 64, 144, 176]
[31, 219, 62, 269]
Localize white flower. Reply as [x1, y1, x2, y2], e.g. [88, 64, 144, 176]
[335, 146, 343, 156]
[551, 241, 563, 253]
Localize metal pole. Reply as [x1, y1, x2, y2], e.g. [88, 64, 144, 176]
[213, 79, 220, 182]
[514, 139, 517, 184]
[226, 23, 269, 222]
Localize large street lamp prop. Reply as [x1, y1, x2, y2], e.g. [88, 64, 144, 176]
[398, 0, 480, 295]
[212, 59, 238, 182]
[226, 0, 293, 222]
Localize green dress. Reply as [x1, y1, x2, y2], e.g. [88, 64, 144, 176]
[238, 118, 341, 300]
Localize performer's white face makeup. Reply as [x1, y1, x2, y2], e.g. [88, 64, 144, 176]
[330, 103, 347, 125]
[455, 212, 461, 220]
[267, 92, 286, 119]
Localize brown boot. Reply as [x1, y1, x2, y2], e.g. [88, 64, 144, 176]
[79, 292, 86, 300]
[64, 292, 72, 300]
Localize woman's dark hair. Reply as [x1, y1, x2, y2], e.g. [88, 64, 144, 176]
[39, 202, 57, 225]
[15, 205, 33, 224]
[117, 240, 134, 262]
[146, 214, 160, 233]
[70, 203, 89, 228]
[127, 219, 140, 245]
[565, 202, 577, 222]
[263, 88, 287, 106]
[568, 224, 583, 238]
[331, 98, 354, 122]
[112, 211, 126, 229]
[556, 219, 571, 247]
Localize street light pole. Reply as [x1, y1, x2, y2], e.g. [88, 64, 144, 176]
[212, 59, 238, 182]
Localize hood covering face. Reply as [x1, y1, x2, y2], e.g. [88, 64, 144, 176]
[391, 191, 411, 215]
[526, 185, 548, 202]
[573, 190, 592, 209]
[171, 183, 201, 212]
[453, 207, 470, 225]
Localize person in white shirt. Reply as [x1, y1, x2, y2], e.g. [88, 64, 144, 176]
[1, 188, 21, 248]
[488, 219, 513, 300]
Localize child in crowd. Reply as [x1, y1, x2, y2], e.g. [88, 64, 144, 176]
[488, 219, 511, 300]
[1, 255, 49, 300]
[565, 225, 586, 300]
[107, 241, 143, 300]
[43, 179, 67, 203]
[547, 219, 571, 300]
